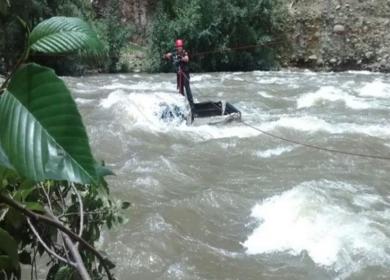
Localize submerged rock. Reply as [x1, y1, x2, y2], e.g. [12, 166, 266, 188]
[333, 24, 345, 34]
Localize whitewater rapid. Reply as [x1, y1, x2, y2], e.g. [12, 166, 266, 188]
[64, 70, 390, 280]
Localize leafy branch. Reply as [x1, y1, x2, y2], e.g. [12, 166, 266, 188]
[0, 193, 114, 280]
[0, 16, 124, 280]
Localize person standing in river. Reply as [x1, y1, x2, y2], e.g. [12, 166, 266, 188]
[163, 39, 194, 109]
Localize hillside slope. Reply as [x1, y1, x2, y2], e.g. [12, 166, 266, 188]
[286, 0, 390, 71]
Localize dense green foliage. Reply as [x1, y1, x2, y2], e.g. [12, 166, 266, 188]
[149, 0, 289, 72]
[0, 0, 134, 75]
[0, 16, 125, 279]
[94, 0, 133, 73]
[1, 0, 290, 74]
[0, 0, 96, 75]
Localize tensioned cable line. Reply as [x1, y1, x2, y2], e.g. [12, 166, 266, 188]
[239, 120, 390, 161]
[190, 39, 285, 58]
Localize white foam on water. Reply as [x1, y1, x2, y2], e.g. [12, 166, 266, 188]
[358, 79, 390, 98]
[99, 89, 261, 141]
[297, 86, 371, 109]
[191, 79, 217, 89]
[346, 70, 379, 75]
[257, 91, 274, 98]
[254, 145, 295, 158]
[75, 98, 95, 105]
[266, 115, 390, 138]
[76, 82, 87, 87]
[191, 74, 213, 82]
[134, 177, 159, 188]
[220, 73, 235, 82]
[99, 89, 185, 127]
[219, 142, 238, 150]
[302, 69, 317, 75]
[182, 124, 260, 141]
[99, 87, 390, 141]
[232, 76, 245, 81]
[243, 180, 390, 278]
[102, 81, 175, 91]
[73, 88, 99, 94]
[254, 77, 292, 85]
[100, 89, 127, 108]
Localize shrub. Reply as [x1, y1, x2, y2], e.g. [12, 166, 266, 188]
[148, 0, 289, 72]
[0, 16, 125, 280]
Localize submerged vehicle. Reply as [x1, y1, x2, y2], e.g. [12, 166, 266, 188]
[160, 100, 241, 125]
[190, 100, 241, 125]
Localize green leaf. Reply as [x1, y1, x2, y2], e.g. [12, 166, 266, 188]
[29, 17, 104, 57]
[0, 228, 19, 269]
[54, 266, 74, 280]
[24, 202, 45, 213]
[4, 208, 24, 230]
[0, 63, 99, 185]
[0, 0, 9, 17]
[46, 263, 60, 280]
[0, 255, 13, 270]
[13, 188, 34, 202]
[0, 146, 16, 186]
[0, 145, 13, 171]
[0, 166, 15, 187]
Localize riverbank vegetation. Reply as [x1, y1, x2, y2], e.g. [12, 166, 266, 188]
[0, 0, 132, 75]
[1, 0, 288, 75]
[3, 0, 389, 73]
[149, 0, 288, 72]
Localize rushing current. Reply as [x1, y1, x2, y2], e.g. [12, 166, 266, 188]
[64, 70, 390, 280]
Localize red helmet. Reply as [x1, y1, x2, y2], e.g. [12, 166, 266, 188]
[175, 39, 184, 48]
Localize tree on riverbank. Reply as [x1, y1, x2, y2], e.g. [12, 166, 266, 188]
[0, 16, 127, 279]
[0, 0, 133, 75]
[0, 0, 96, 74]
[148, 0, 289, 72]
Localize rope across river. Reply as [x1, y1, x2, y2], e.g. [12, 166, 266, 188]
[238, 119, 390, 161]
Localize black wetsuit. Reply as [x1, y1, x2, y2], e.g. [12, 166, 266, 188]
[171, 50, 194, 108]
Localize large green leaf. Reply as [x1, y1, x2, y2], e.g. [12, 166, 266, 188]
[0, 63, 99, 185]
[0, 255, 13, 270]
[29, 17, 104, 56]
[0, 228, 19, 269]
[0, 0, 9, 16]
[0, 145, 15, 184]
[0, 144, 13, 170]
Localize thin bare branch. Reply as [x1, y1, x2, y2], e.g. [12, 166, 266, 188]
[45, 209, 91, 280]
[40, 182, 53, 211]
[0, 193, 114, 280]
[27, 218, 76, 267]
[41, 182, 73, 264]
[57, 185, 67, 215]
[0, 207, 9, 221]
[59, 209, 109, 218]
[70, 182, 84, 240]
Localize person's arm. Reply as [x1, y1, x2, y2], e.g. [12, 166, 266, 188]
[181, 51, 189, 63]
[163, 52, 173, 60]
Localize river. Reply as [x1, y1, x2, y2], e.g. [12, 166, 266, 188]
[64, 70, 390, 280]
